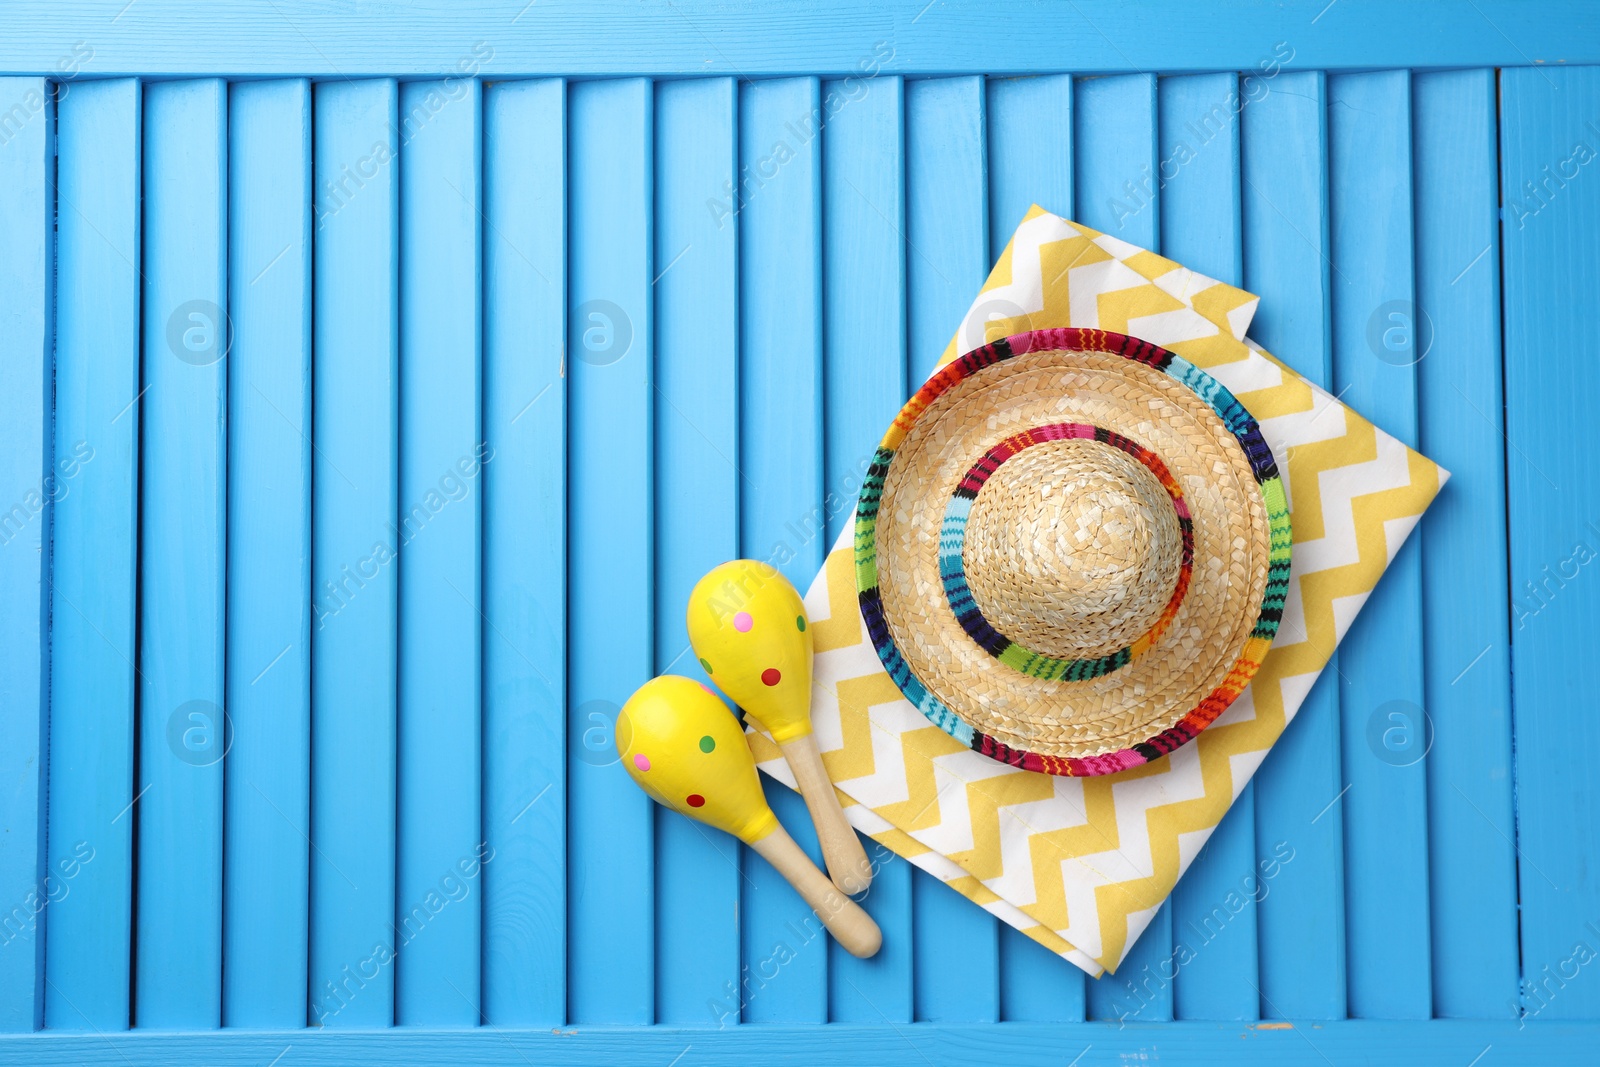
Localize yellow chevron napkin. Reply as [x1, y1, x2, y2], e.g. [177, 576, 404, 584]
[750, 206, 1448, 976]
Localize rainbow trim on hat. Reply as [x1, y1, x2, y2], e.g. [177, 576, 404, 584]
[939, 421, 1194, 683]
[855, 327, 1293, 778]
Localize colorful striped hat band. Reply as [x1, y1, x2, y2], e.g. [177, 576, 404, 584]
[855, 329, 1291, 777]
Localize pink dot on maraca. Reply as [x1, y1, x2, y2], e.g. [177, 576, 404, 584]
[734, 612, 753, 633]
[761, 668, 781, 687]
[633, 753, 651, 772]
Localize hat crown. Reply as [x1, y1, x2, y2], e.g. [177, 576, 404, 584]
[963, 439, 1183, 662]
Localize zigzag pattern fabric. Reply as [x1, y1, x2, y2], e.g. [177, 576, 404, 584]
[749, 207, 1447, 977]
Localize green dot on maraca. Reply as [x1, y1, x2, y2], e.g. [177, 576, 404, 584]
[699, 735, 716, 753]
[699, 657, 713, 674]
[796, 615, 806, 632]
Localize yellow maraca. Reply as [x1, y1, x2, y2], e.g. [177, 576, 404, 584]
[617, 675, 881, 958]
[687, 560, 874, 895]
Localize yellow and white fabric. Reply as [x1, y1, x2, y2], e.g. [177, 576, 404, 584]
[750, 206, 1447, 976]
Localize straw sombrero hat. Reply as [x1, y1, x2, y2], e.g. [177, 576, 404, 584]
[855, 328, 1291, 777]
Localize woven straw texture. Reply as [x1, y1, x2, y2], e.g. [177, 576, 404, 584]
[862, 338, 1280, 770]
[749, 207, 1448, 977]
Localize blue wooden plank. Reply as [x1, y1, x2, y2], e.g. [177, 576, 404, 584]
[135, 77, 227, 1029]
[906, 76, 989, 384]
[652, 75, 742, 1029]
[567, 76, 654, 1026]
[1073, 71, 1175, 1025]
[1501, 65, 1600, 1022]
[10, 1018, 1600, 1066]
[1326, 70, 1431, 1021]
[986, 74, 1073, 237]
[3, 1, 1599, 77]
[223, 77, 312, 1029]
[983, 71, 1087, 1025]
[904, 74, 1000, 1024]
[1158, 71, 1260, 1024]
[482, 76, 566, 1029]
[1412, 67, 1518, 1021]
[40, 77, 140, 1033]
[309, 77, 400, 1029]
[820, 71, 913, 1027]
[1240, 70, 1347, 1022]
[0, 74, 51, 1036]
[395, 77, 483, 1026]
[736, 75, 826, 1025]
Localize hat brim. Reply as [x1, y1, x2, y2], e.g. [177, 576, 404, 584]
[855, 328, 1291, 777]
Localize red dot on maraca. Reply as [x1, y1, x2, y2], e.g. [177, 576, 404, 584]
[686, 794, 705, 808]
[761, 668, 781, 686]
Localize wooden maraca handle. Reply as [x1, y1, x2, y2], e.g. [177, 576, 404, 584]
[779, 734, 874, 896]
[747, 823, 882, 959]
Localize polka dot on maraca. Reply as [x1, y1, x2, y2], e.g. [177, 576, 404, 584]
[796, 615, 806, 632]
[686, 794, 705, 808]
[633, 753, 651, 772]
[699, 735, 716, 753]
[761, 668, 781, 687]
[733, 611, 753, 632]
[699, 657, 714, 674]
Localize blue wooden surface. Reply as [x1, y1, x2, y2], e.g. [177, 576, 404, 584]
[135, 78, 228, 1029]
[1412, 68, 1520, 1020]
[1, 1, 1599, 1061]
[41, 77, 140, 1033]
[0, 1, 1597, 76]
[566, 76, 655, 1026]
[0, 75, 51, 1037]
[396, 76, 484, 1026]
[481, 76, 567, 1028]
[1502, 64, 1600, 1022]
[1327, 70, 1432, 1020]
[309, 77, 400, 1029]
[223, 77, 313, 1028]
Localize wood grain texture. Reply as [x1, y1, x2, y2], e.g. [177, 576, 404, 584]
[482, 76, 567, 1029]
[1501, 64, 1600, 1022]
[652, 74, 740, 1028]
[986, 74, 1073, 240]
[135, 77, 228, 1029]
[1326, 70, 1432, 1021]
[309, 78, 400, 1029]
[1240, 70, 1348, 1022]
[0, 24, 1580, 1055]
[1412, 68, 1519, 1021]
[0, 74, 51, 1036]
[223, 77, 313, 1029]
[41, 76, 140, 1033]
[4, 1020, 1600, 1065]
[566, 76, 655, 1025]
[0, 1, 1594, 76]
[395, 76, 484, 1027]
